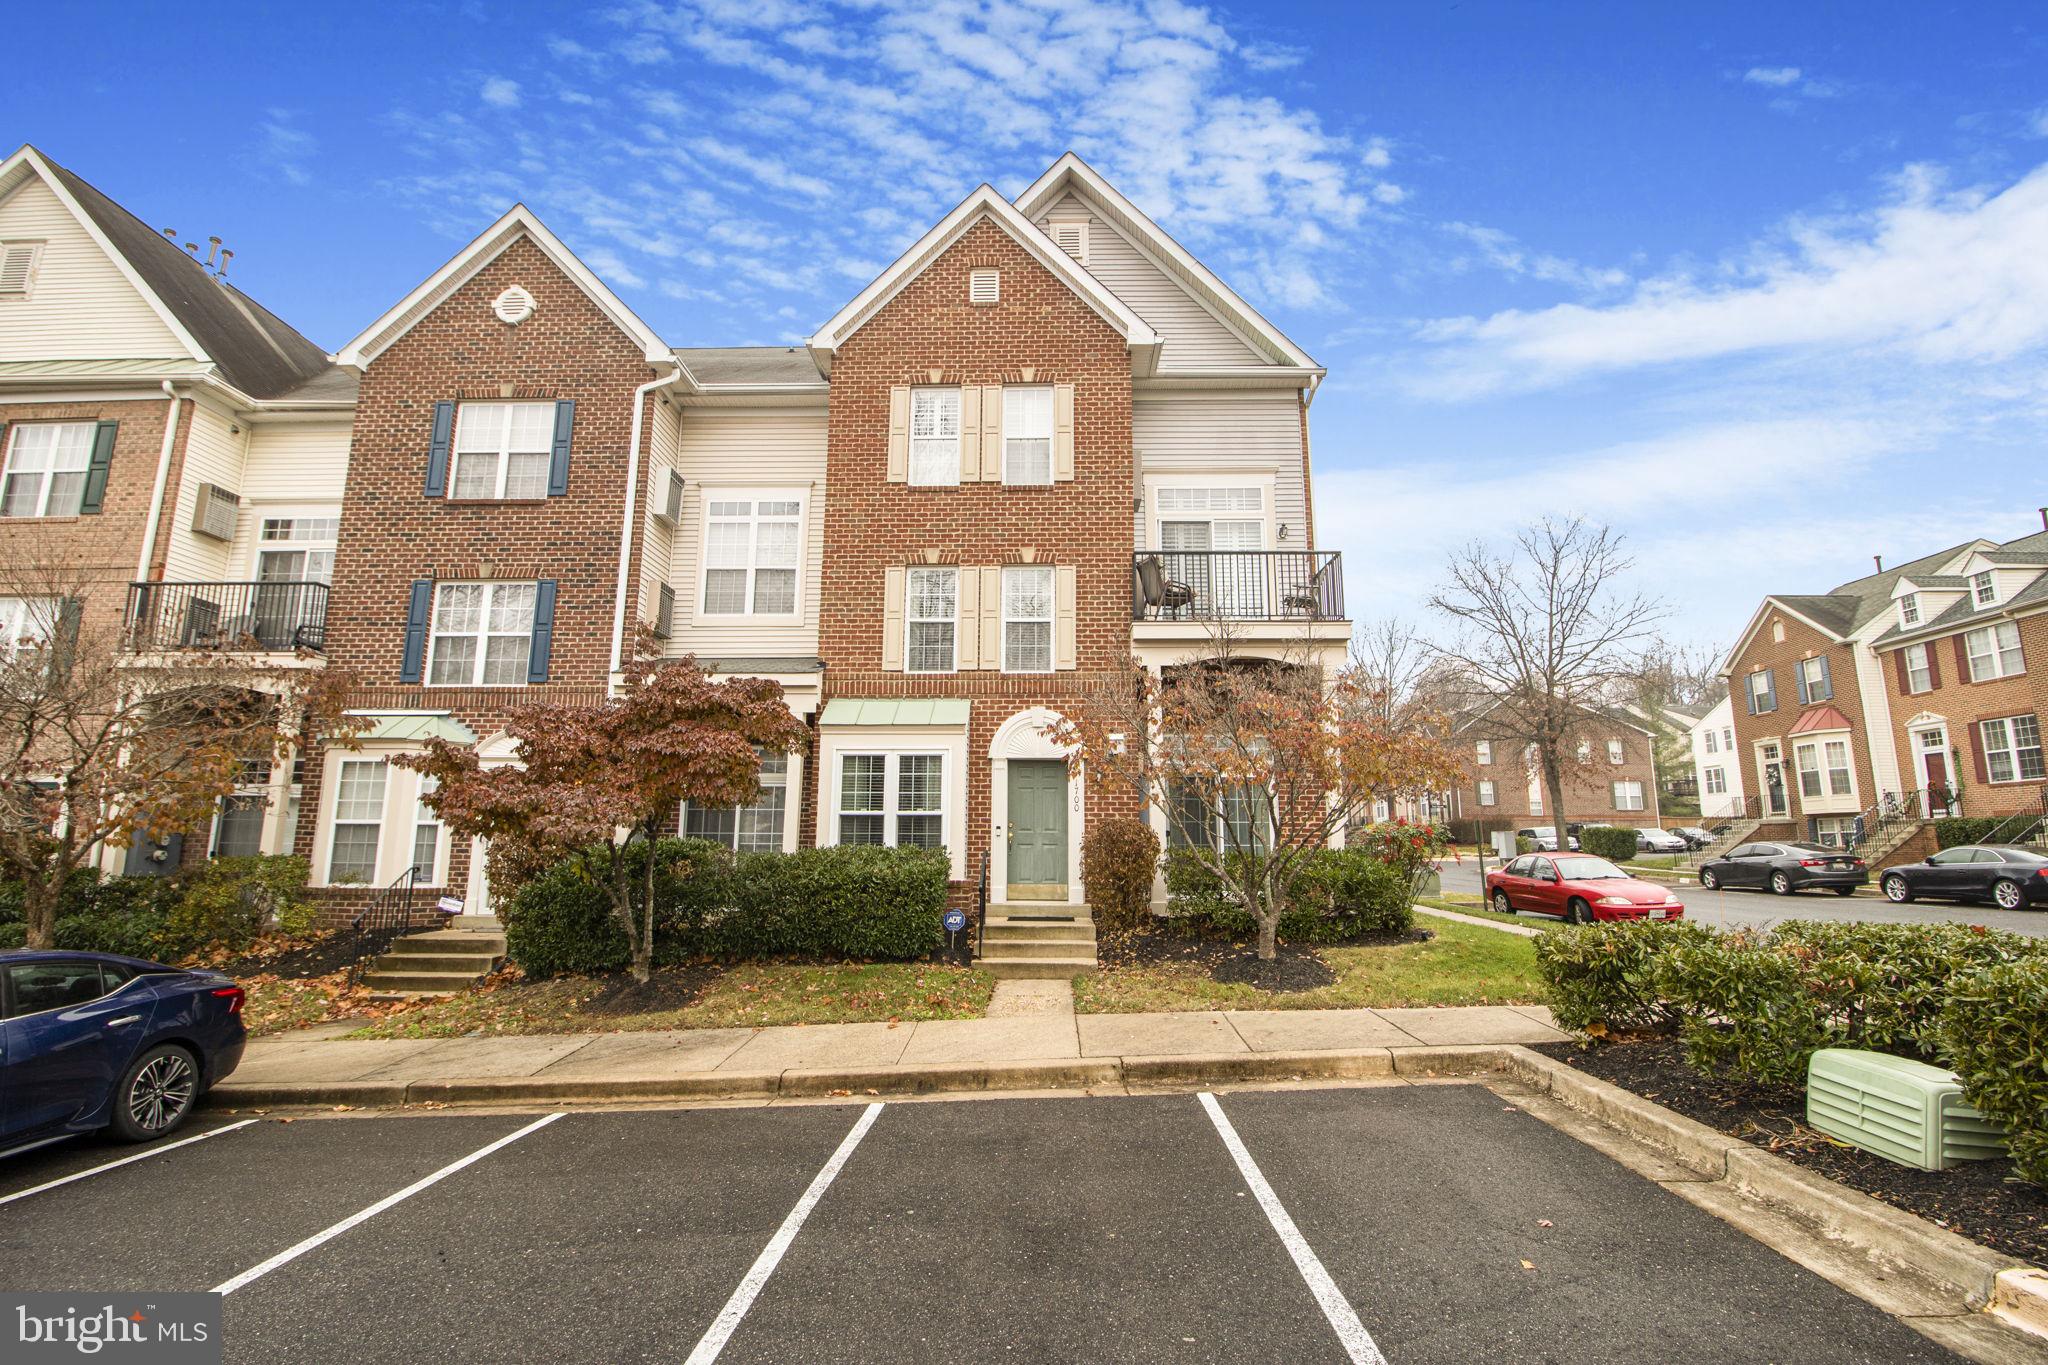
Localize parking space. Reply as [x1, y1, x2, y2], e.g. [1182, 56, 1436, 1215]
[0, 1088, 1968, 1363]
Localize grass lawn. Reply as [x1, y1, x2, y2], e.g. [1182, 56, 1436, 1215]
[1073, 918, 1542, 1014]
[347, 960, 996, 1038]
[244, 974, 360, 1036]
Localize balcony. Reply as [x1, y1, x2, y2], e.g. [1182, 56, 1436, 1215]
[126, 581, 329, 654]
[1131, 551, 1344, 622]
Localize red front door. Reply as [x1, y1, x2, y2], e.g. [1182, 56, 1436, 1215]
[1924, 753, 1952, 817]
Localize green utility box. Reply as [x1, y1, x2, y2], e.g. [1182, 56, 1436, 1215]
[1806, 1049, 2007, 1171]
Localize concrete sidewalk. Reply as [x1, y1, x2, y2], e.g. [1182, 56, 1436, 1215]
[218, 1002, 1570, 1107]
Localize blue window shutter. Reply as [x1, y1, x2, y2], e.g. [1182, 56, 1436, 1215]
[400, 580, 432, 683]
[1817, 655, 1833, 701]
[528, 580, 557, 683]
[79, 421, 118, 514]
[1795, 664, 1810, 706]
[548, 400, 575, 497]
[424, 401, 454, 497]
[1745, 677, 1757, 716]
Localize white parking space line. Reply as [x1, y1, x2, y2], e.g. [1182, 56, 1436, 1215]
[0, 1119, 259, 1207]
[684, 1102, 885, 1365]
[211, 1112, 563, 1296]
[1198, 1092, 1389, 1365]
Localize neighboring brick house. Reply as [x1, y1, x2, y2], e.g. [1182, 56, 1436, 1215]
[4, 145, 1349, 920]
[1442, 706, 1662, 834]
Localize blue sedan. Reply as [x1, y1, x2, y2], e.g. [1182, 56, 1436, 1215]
[1, 950, 246, 1156]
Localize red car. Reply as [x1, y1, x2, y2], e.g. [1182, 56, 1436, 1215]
[1485, 853, 1685, 924]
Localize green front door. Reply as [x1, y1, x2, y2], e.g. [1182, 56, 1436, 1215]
[1006, 760, 1068, 899]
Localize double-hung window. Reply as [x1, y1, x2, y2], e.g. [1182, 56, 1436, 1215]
[1575, 740, 1592, 764]
[1798, 656, 1830, 701]
[837, 753, 944, 848]
[1899, 594, 1920, 626]
[1704, 766, 1727, 795]
[1823, 740, 1853, 796]
[451, 402, 553, 500]
[1905, 643, 1932, 693]
[1607, 739, 1625, 765]
[1002, 565, 1054, 673]
[428, 582, 536, 686]
[328, 759, 387, 884]
[905, 567, 957, 673]
[411, 774, 442, 883]
[1965, 622, 2024, 682]
[1476, 740, 1493, 765]
[1, 423, 93, 517]
[1981, 716, 2046, 783]
[1972, 571, 1997, 607]
[212, 755, 271, 859]
[1611, 780, 1645, 811]
[1477, 780, 1497, 806]
[1746, 671, 1774, 713]
[702, 495, 802, 617]
[0, 597, 54, 658]
[1704, 730, 1718, 754]
[909, 388, 961, 486]
[1794, 742, 1824, 799]
[684, 750, 789, 852]
[1002, 387, 1053, 485]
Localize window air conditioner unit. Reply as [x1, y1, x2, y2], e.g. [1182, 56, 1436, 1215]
[191, 483, 240, 542]
[1806, 1049, 2005, 1171]
[654, 470, 683, 527]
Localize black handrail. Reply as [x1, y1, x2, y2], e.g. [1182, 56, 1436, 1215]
[974, 848, 991, 963]
[345, 868, 420, 987]
[1130, 551, 1343, 621]
[126, 580, 329, 653]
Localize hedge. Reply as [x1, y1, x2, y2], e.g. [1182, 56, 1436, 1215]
[1934, 817, 2004, 849]
[1940, 958, 2048, 1185]
[1578, 825, 1640, 862]
[0, 858, 311, 960]
[1532, 919, 1715, 1034]
[1162, 846, 1411, 943]
[504, 839, 950, 979]
[1082, 817, 1161, 932]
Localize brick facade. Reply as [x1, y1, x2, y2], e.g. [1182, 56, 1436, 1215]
[1876, 613, 2048, 821]
[1451, 724, 1662, 832]
[1726, 611, 1879, 842]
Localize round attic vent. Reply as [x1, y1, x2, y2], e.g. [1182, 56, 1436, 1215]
[493, 285, 536, 325]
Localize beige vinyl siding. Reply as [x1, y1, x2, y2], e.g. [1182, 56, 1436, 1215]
[161, 401, 246, 582]
[639, 400, 682, 628]
[225, 420, 352, 576]
[0, 177, 188, 362]
[1038, 193, 1260, 370]
[665, 407, 826, 659]
[1132, 394, 1307, 545]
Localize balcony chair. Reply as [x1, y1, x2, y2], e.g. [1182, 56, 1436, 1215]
[1135, 555, 1197, 618]
[1282, 558, 1333, 618]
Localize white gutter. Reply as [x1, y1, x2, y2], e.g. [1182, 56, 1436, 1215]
[133, 380, 183, 581]
[608, 368, 681, 680]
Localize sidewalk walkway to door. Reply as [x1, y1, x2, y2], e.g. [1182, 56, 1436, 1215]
[217, 1000, 1570, 1109]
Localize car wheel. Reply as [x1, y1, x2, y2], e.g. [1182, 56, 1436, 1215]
[1882, 875, 1914, 903]
[1699, 868, 1720, 891]
[1770, 870, 1793, 896]
[1566, 897, 1593, 925]
[1991, 878, 2025, 911]
[109, 1044, 200, 1143]
[1492, 890, 1515, 916]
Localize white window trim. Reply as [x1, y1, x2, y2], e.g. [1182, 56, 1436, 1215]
[904, 566, 959, 675]
[426, 580, 538, 688]
[1476, 779, 1497, 807]
[1001, 564, 1055, 674]
[1476, 740, 1493, 765]
[694, 488, 807, 623]
[1799, 656, 1827, 697]
[1704, 766, 1727, 795]
[1980, 715, 2045, 785]
[246, 505, 342, 582]
[1966, 621, 2024, 682]
[450, 401, 554, 501]
[817, 726, 967, 878]
[832, 751, 948, 848]
[909, 387, 962, 488]
[1607, 739, 1625, 765]
[1972, 571, 1998, 607]
[1904, 642, 1932, 694]
[0, 596, 57, 658]
[1899, 593, 1920, 627]
[1145, 472, 1275, 553]
[1, 421, 95, 518]
[1611, 779, 1645, 812]
[681, 749, 800, 853]
[1002, 385, 1054, 486]
[313, 748, 460, 888]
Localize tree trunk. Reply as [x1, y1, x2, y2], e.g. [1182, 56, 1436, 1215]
[1543, 749, 1568, 846]
[1256, 911, 1278, 961]
[22, 875, 56, 950]
[639, 822, 658, 986]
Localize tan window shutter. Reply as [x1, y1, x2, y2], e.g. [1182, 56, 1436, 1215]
[886, 387, 910, 482]
[958, 385, 982, 482]
[981, 385, 1004, 481]
[882, 565, 906, 669]
[957, 566, 982, 669]
[1055, 565, 1078, 669]
[1052, 383, 1075, 481]
[979, 566, 1001, 670]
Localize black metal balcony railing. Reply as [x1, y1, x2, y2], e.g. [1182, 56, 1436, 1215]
[126, 581, 329, 653]
[1131, 550, 1344, 622]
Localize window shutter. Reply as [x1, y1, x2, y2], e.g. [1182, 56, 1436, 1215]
[957, 566, 981, 669]
[1795, 664, 1810, 706]
[1970, 722, 1990, 784]
[1817, 655, 1833, 700]
[425, 401, 455, 497]
[1954, 634, 1971, 684]
[1926, 643, 1941, 689]
[548, 400, 575, 497]
[400, 580, 432, 684]
[886, 387, 909, 483]
[1744, 677, 1756, 716]
[978, 566, 1000, 669]
[79, 421, 118, 515]
[882, 565, 906, 670]
[958, 385, 982, 483]
[1052, 383, 1075, 481]
[1055, 565, 1078, 669]
[527, 580, 557, 683]
[1892, 650, 1909, 694]
[981, 385, 1004, 481]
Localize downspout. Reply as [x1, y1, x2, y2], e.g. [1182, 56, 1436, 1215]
[608, 368, 681, 682]
[133, 380, 183, 580]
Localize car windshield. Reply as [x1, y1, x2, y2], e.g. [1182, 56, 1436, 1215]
[1552, 856, 1627, 880]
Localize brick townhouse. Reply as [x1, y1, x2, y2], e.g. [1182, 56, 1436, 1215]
[0, 145, 1349, 924]
[1716, 520, 2048, 863]
[1440, 706, 1662, 835]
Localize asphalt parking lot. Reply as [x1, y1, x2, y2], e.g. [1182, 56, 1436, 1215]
[0, 1085, 1967, 1364]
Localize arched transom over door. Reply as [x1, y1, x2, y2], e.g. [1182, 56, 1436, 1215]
[990, 707, 1084, 905]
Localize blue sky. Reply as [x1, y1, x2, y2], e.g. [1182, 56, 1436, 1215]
[7, 1, 2048, 656]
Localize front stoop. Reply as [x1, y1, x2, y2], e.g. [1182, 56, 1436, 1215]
[362, 925, 506, 999]
[978, 904, 1097, 979]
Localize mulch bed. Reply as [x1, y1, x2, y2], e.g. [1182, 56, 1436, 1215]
[1096, 926, 1432, 994]
[561, 962, 723, 1015]
[206, 930, 363, 981]
[1534, 1037, 2048, 1264]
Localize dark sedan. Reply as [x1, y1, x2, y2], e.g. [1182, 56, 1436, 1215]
[1879, 845, 2048, 910]
[1, 951, 246, 1157]
[1697, 841, 1868, 896]
[1670, 827, 1715, 851]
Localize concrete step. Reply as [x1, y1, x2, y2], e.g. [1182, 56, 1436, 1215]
[388, 930, 506, 955]
[981, 956, 1098, 979]
[370, 952, 500, 974]
[446, 915, 503, 932]
[984, 919, 1097, 942]
[979, 936, 1097, 959]
[989, 903, 1092, 918]
[358, 969, 485, 995]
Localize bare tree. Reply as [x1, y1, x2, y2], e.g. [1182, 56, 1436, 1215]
[1427, 518, 1666, 832]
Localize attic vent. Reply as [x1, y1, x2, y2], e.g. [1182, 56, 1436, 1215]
[191, 483, 240, 542]
[493, 285, 536, 325]
[0, 242, 43, 299]
[969, 268, 1000, 305]
[1050, 222, 1088, 264]
[653, 469, 684, 526]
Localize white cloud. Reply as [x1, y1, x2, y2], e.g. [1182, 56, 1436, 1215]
[1361, 137, 1392, 170]
[1439, 221, 1629, 293]
[1743, 66, 1802, 87]
[2030, 105, 2048, 139]
[481, 76, 522, 108]
[252, 110, 316, 186]
[582, 246, 645, 289]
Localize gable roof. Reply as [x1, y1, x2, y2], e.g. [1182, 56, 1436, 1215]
[2, 145, 331, 399]
[1013, 153, 1320, 372]
[806, 183, 1159, 374]
[335, 204, 670, 370]
[673, 346, 827, 389]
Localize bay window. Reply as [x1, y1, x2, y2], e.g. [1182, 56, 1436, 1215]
[837, 752, 945, 848]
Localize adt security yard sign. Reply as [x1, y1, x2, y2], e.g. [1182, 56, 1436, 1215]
[943, 909, 967, 933]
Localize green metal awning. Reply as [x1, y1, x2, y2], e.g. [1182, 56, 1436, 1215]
[345, 712, 479, 745]
[819, 698, 970, 727]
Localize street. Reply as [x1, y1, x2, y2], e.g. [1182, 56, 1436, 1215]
[0, 1086, 1966, 1364]
[1439, 858, 2048, 937]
